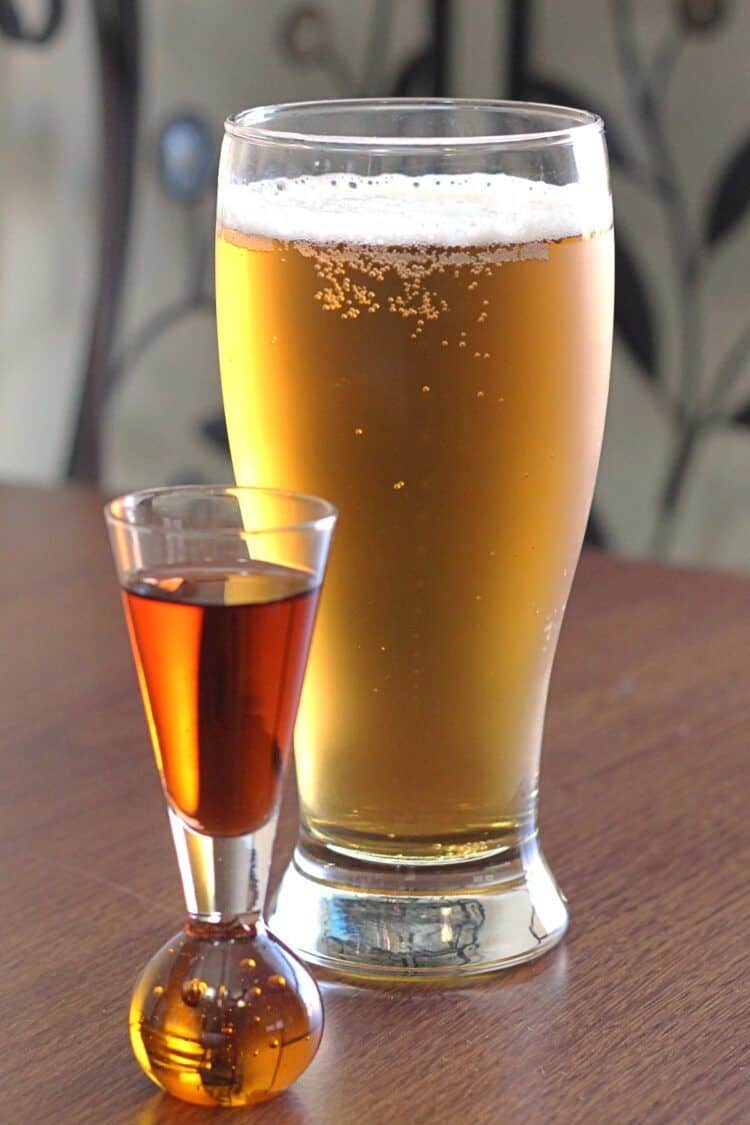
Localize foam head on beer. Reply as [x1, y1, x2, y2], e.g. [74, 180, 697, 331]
[216, 168, 614, 862]
[220, 171, 612, 249]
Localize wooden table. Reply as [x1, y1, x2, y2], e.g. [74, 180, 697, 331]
[1, 484, 748, 1124]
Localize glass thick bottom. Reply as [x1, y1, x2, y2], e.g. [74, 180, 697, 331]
[268, 833, 568, 980]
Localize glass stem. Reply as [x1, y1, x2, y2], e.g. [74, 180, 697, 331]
[168, 806, 278, 926]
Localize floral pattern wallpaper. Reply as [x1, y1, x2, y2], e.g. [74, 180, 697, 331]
[511, 0, 750, 558]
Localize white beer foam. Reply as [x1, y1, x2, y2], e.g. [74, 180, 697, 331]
[220, 172, 612, 248]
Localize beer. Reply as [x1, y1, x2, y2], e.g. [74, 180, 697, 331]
[216, 172, 613, 861]
[122, 563, 320, 836]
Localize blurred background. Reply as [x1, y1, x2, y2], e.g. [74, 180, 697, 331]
[2, 0, 749, 568]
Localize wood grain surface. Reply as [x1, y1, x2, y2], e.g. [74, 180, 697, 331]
[0, 484, 748, 1125]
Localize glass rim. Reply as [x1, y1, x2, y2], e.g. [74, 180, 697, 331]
[224, 97, 604, 150]
[104, 484, 338, 538]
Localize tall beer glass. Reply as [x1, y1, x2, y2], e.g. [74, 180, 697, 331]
[216, 100, 613, 977]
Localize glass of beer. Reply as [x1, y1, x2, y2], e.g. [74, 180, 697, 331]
[105, 485, 336, 1104]
[216, 100, 614, 977]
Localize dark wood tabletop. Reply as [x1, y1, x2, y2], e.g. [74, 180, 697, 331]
[1, 483, 748, 1125]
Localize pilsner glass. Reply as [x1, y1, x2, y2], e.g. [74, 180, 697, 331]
[216, 100, 614, 976]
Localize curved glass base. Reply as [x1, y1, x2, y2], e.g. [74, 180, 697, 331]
[268, 836, 568, 980]
[130, 921, 323, 1107]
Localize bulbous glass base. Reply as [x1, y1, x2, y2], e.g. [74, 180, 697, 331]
[130, 921, 323, 1107]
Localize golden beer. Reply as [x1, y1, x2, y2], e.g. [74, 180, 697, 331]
[217, 173, 613, 862]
